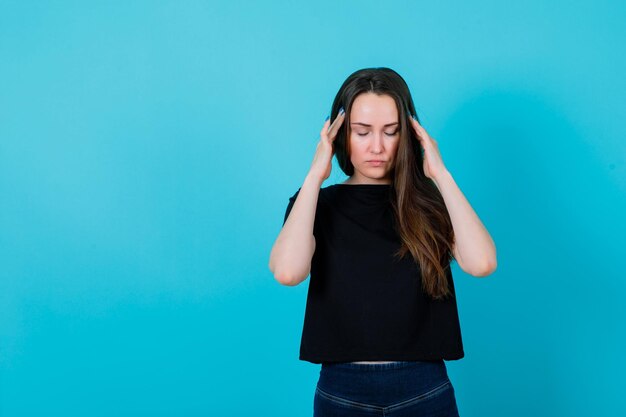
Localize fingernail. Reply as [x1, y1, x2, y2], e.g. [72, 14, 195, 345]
[339, 106, 344, 114]
[325, 115, 330, 121]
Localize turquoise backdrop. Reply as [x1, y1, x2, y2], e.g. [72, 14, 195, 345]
[1, 1, 625, 416]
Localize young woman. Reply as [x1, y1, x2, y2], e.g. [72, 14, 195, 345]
[269, 67, 497, 416]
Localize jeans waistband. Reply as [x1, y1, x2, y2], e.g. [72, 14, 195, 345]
[321, 360, 444, 371]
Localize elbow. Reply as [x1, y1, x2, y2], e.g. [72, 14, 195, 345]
[269, 250, 291, 285]
[464, 243, 498, 277]
[273, 270, 308, 286]
[470, 258, 497, 277]
[269, 240, 315, 286]
[277, 277, 299, 287]
[269, 261, 295, 286]
[270, 261, 309, 286]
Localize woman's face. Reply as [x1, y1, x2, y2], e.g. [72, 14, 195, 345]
[347, 92, 400, 184]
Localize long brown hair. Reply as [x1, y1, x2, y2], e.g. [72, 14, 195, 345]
[331, 67, 456, 300]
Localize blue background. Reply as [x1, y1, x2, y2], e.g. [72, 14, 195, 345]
[1, 1, 625, 416]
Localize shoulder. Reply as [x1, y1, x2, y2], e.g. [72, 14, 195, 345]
[288, 184, 339, 199]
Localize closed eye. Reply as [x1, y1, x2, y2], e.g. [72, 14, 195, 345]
[356, 131, 399, 137]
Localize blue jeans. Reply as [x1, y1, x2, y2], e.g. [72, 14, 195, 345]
[314, 360, 460, 416]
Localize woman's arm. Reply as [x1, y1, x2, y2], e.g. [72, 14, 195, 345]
[269, 174, 322, 286]
[269, 110, 345, 286]
[408, 115, 497, 277]
[433, 169, 497, 277]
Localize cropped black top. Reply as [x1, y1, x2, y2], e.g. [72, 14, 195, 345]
[282, 183, 464, 364]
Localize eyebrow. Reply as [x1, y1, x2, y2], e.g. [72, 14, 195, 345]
[350, 122, 399, 127]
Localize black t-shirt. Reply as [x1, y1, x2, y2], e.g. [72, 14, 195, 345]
[282, 183, 464, 364]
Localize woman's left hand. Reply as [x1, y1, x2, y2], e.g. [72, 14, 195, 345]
[409, 116, 448, 182]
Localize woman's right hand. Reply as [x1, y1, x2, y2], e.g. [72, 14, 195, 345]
[309, 108, 345, 182]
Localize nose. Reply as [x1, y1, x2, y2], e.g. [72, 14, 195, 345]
[370, 133, 384, 154]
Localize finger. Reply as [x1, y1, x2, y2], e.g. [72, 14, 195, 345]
[330, 109, 345, 127]
[409, 116, 427, 134]
[409, 114, 423, 126]
[410, 121, 424, 143]
[327, 111, 346, 139]
[409, 116, 424, 133]
[320, 118, 331, 138]
[409, 118, 430, 143]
